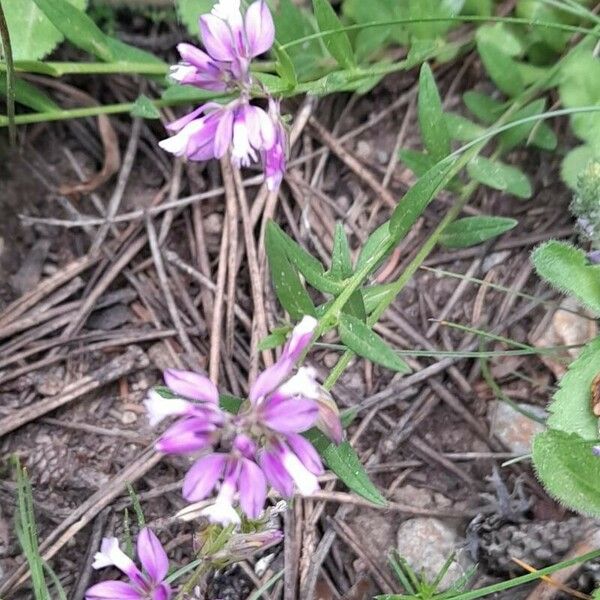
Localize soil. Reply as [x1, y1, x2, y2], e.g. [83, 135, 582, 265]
[0, 6, 597, 600]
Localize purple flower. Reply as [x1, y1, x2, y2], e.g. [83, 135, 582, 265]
[263, 99, 287, 191]
[183, 436, 267, 524]
[159, 100, 276, 170]
[86, 528, 171, 600]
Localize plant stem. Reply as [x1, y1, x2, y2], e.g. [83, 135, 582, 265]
[174, 561, 212, 600]
[0, 2, 16, 144]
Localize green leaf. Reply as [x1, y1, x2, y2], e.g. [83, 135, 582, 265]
[532, 240, 600, 314]
[220, 393, 244, 414]
[338, 313, 411, 373]
[305, 429, 386, 506]
[444, 112, 485, 142]
[267, 221, 343, 294]
[533, 430, 600, 517]
[406, 0, 465, 40]
[273, 43, 297, 88]
[176, 0, 215, 36]
[390, 160, 453, 239]
[2, 0, 87, 61]
[476, 24, 524, 58]
[467, 156, 532, 199]
[312, 0, 356, 70]
[463, 90, 504, 125]
[439, 216, 517, 249]
[362, 283, 397, 315]
[0, 77, 58, 112]
[418, 63, 450, 161]
[330, 222, 353, 280]
[562, 145, 598, 190]
[355, 221, 392, 274]
[498, 99, 549, 153]
[266, 225, 317, 320]
[545, 338, 600, 440]
[31, 0, 114, 62]
[476, 38, 524, 97]
[258, 326, 291, 351]
[398, 148, 437, 177]
[131, 95, 160, 119]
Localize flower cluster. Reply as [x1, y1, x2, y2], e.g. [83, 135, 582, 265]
[145, 316, 342, 525]
[159, 0, 287, 190]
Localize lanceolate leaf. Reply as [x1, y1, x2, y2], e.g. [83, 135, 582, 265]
[266, 225, 316, 319]
[532, 241, 600, 315]
[418, 63, 450, 161]
[546, 338, 600, 440]
[476, 38, 524, 97]
[444, 112, 486, 142]
[31, 0, 114, 62]
[305, 428, 386, 506]
[533, 430, 600, 517]
[2, 0, 87, 61]
[330, 223, 353, 280]
[312, 0, 356, 70]
[0, 77, 58, 112]
[339, 313, 411, 373]
[355, 221, 393, 274]
[439, 216, 517, 249]
[267, 221, 343, 294]
[467, 156, 532, 199]
[273, 43, 297, 89]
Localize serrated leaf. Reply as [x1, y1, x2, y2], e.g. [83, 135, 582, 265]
[266, 225, 317, 320]
[176, 0, 215, 36]
[476, 37, 524, 97]
[439, 216, 517, 248]
[131, 95, 160, 119]
[533, 430, 600, 517]
[304, 429, 386, 506]
[532, 240, 600, 314]
[312, 0, 356, 70]
[463, 90, 504, 125]
[444, 112, 485, 142]
[467, 156, 532, 199]
[562, 145, 598, 190]
[545, 338, 600, 440]
[339, 313, 411, 373]
[267, 221, 343, 294]
[0, 77, 58, 112]
[2, 0, 87, 61]
[390, 160, 453, 239]
[418, 63, 450, 161]
[31, 0, 114, 62]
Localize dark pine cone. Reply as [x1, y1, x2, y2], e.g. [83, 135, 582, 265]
[26, 440, 77, 489]
[207, 565, 252, 600]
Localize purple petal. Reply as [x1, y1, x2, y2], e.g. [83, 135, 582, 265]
[85, 580, 141, 600]
[137, 528, 168, 585]
[245, 1, 275, 57]
[283, 316, 317, 363]
[238, 458, 267, 519]
[163, 369, 219, 404]
[285, 433, 324, 475]
[177, 43, 213, 70]
[152, 583, 173, 600]
[258, 448, 294, 498]
[279, 443, 319, 495]
[155, 418, 215, 454]
[200, 14, 237, 61]
[249, 356, 294, 403]
[245, 105, 276, 150]
[165, 105, 207, 133]
[233, 434, 257, 458]
[261, 394, 318, 433]
[213, 105, 234, 158]
[182, 453, 227, 501]
[315, 393, 343, 444]
[144, 391, 193, 427]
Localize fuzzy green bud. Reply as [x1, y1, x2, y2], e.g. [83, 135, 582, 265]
[570, 160, 600, 245]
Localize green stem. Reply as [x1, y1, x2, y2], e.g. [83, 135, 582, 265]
[174, 561, 212, 600]
[0, 2, 15, 144]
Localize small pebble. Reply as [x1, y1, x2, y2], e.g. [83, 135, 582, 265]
[489, 401, 546, 454]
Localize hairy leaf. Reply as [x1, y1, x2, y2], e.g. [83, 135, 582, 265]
[467, 156, 532, 199]
[532, 241, 600, 314]
[418, 63, 450, 161]
[533, 430, 600, 517]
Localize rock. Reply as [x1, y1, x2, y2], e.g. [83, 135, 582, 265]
[347, 509, 396, 559]
[489, 401, 546, 454]
[396, 518, 473, 591]
[356, 140, 371, 159]
[529, 297, 597, 377]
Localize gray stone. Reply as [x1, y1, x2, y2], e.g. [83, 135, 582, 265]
[489, 401, 546, 454]
[396, 518, 473, 591]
